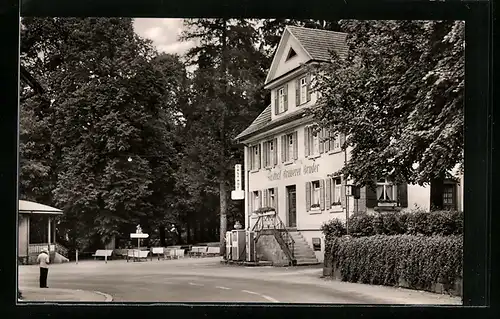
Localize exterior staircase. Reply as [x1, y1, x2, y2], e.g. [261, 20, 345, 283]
[288, 231, 320, 265]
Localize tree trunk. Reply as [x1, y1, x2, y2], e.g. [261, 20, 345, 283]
[159, 224, 166, 247]
[219, 181, 228, 257]
[186, 218, 191, 244]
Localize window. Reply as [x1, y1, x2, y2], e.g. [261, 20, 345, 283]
[311, 181, 321, 209]
[250, 145, 261, 170]
[253, 191, 260, 211]
[263, 139, 277, 167]
[267, 188, 276, 208]
[328, 131, 342, 152]
[278, 87, 285, 113]
[376, 178, 396, 202]
[300, 77, 307, 104]
[305, 127, 322, 156]
[296, 74, 311, 106]
[286, 48, 297, 60]
[331, 177, 342, 206]
[281, 132, 297, 163]
[443, 184, 456, 210]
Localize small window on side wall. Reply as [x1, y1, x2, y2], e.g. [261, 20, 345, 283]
[312, 238, 321, 251]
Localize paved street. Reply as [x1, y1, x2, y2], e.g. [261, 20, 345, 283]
[18, 257, 461, 304]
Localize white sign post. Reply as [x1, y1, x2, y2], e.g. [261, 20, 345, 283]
[231, 164, 244, 200]
[130, 225, 149, 260]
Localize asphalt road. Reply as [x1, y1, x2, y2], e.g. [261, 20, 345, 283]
[18, 257, 461, 304]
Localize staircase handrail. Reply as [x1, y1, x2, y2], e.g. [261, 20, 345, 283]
[251, 210, 295, 260]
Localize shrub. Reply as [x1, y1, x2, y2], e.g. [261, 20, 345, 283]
[325, 235, 463, 291]
[348, 213, 375, 237]
[322, 210, 463, 239]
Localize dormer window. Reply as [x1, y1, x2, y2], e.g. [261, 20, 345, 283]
[300, 77, 307, 104]
[275, 85, 288, 115]
[296, 74, 311, 106]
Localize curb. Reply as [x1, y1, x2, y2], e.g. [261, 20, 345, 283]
[93, 290, 113, 302]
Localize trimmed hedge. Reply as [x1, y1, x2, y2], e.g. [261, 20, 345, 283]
[321, 210, 463, 240]
[325, 235, 463, 292]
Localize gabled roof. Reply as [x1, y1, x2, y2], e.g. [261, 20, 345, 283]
[19, 200, 63, 215]
[286, 26, 348, 61]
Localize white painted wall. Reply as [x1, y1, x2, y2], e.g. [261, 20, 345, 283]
[406, 184, 431, 211]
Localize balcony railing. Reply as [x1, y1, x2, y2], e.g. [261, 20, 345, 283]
[252, 210, 295, 262]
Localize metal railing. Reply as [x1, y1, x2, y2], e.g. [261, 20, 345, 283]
[252, 212, 295, 260]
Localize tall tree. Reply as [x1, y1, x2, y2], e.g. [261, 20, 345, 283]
[180, 19, 267, 254]
[20, 18, 183, 250]
[309, 20, 464, 209]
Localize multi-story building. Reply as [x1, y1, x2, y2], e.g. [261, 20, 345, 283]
[235, 26, 463, 264]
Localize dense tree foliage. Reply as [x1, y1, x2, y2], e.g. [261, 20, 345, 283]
[20, 18, 184, 250]
[310, 20, 464, 199]
[178, 19, 267, 251]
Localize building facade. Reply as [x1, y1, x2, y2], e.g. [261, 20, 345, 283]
[235, 26, 463, 263]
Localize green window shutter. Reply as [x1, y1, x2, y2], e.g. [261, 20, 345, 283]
[274, 187, 278, 210]
[306, 182, 311, 212]
[263, 189, 268, 208]
[306, 73, 312, 102]
[397, 183, 408, 208]
[281, 135, 286, 162]
[366, 183, 378, 208]
[325, 178, 331, 208]
[257, 144, 261, 169]
[324, 130, 330, 152]
[296, 78, 301, 106]
[320, 179, 325, 211]
[262, 142, 267, 167]
[273, 138, 278, 165]
[274, 91, 278, 115]
[248, 146, 252, 171]
[304, 127, 310, 157]
[319, 128, 325, 154]
[284, 84, 288, 111]
[293, 131, 298, 159]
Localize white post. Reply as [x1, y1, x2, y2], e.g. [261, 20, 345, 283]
[76, 249, 79, 264]
[47, 216, 52, 250]
[105, 250, 107, 264]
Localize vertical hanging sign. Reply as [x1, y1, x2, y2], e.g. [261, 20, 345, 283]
[235, 164, 242, 191]
[231, 164, 244, 200]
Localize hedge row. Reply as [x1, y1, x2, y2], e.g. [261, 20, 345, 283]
[321, 210, 463, 242]
[324, 235, 463, 291]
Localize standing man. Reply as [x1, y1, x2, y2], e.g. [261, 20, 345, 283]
[37, 249, 50, 288]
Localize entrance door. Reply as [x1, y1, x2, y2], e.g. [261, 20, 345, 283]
[286, 185, 297, 228]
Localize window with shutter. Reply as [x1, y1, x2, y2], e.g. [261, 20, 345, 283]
[278, 87, 285, 113]
[320, 179, 325, 210]
[288, 133, 294, 161]
[311, 180, 321, 210]
[274, 187, 278, 211]
[331, 177, 342, 206]
[306, 73, 312, 102]
[376, 178, 396, 203]
[267, 188, 275, 208]
[325, 178, 331, 208]
[312, 129, 319, 155]
[300, 77, 307, 105]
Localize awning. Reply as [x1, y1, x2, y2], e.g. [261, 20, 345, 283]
[18, 200, 63, 215]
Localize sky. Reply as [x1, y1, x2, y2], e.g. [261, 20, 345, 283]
[133, 18, 195, 56]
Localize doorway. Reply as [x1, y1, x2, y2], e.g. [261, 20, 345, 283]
[286, 185, 297, 228]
